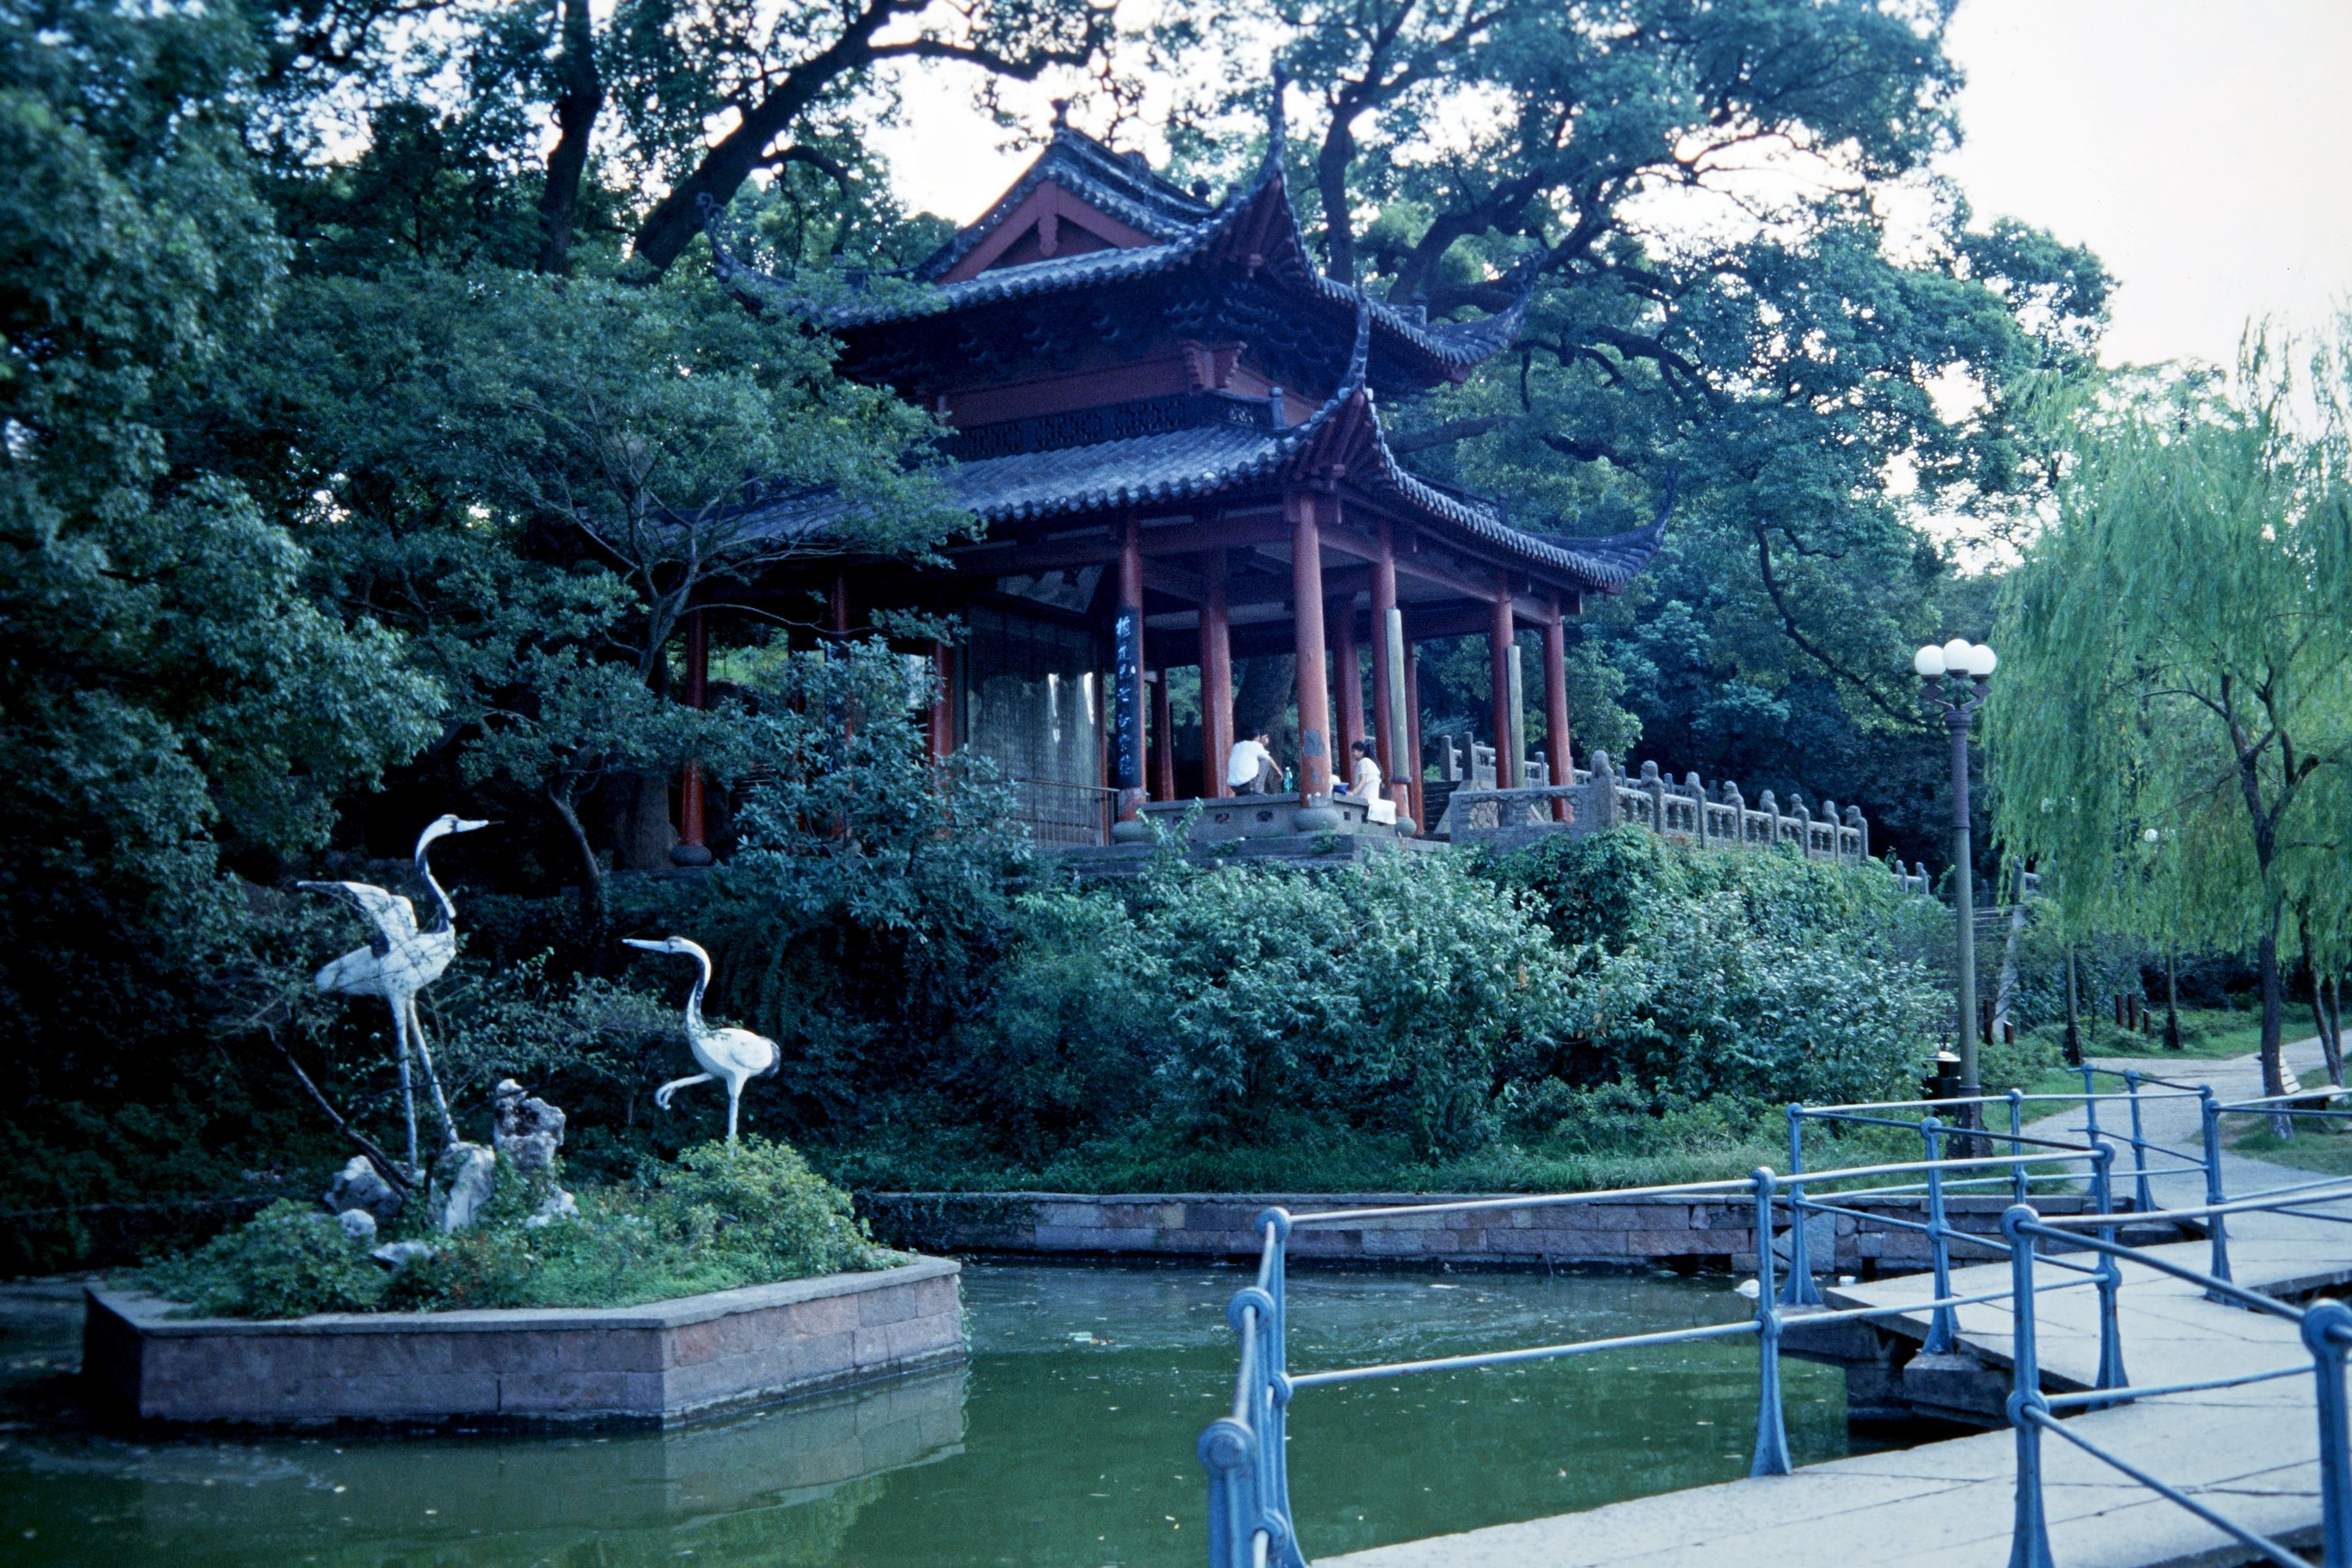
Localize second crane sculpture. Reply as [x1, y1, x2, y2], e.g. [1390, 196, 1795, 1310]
[299, 814, 489, 1169]
[622, 936, 780, 1142]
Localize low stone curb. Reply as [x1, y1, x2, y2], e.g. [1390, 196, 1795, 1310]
[860, 1191, 2166, 1272]
[84, 1255, 965, 1430]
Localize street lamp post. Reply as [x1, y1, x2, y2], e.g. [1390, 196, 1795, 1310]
[1916, 638, 1998, 1130]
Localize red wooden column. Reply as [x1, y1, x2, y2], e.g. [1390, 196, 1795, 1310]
[673, 608, 714, 867]
[1403, 637, 1424, 831]
[1542, 593, 1573, 821]
[829, 572, 850, 638]
[1370, 521, 1406, 818]
[1150, 668, 1176, 800]
[1489, 572, 1519, 789]
[1289, 491, 1334, 800]
[1202, 544, 1234, 798]
[1330, 591, 1363, 774]
[1112, 511, 1148, 830]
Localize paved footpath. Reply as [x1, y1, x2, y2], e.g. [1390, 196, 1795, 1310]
[1326, 1034, 2352, 1568]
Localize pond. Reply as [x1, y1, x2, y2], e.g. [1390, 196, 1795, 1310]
[0, 1262, 1870, 1567]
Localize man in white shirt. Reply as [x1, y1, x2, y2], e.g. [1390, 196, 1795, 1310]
[1227, 732, 1281, 794]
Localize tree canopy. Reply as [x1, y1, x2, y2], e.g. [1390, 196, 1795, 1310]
[2, 0, 2159, 1211]
[1987, 338, 2352, 1098]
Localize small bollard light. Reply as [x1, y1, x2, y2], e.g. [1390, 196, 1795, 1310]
[1923, 1049, 1964, 1104]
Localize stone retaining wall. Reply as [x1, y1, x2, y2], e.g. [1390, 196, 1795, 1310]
[860, 1192, 2143, 1272]
[85, 1255, 964, 1430]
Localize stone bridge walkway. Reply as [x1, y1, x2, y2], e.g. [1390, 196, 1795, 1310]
[1324, 1034, 2352, 1568]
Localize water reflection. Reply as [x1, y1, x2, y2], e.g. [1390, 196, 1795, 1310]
[0, 1264, 1863, 1567]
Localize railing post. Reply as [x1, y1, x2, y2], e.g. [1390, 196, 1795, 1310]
[2303, 1301, 2352, 1568]
[2086, 1141, 2128, 1400]
[2201, 1086, 2234, 1292]
[1253, 1209, 1302, 1565]
[1780, 1104, 1822, 1306]
[1750, 1167, 1793, 1477]
[1922, 1117, 1959, 1354]
[2008, 1088, 2030, 1206]
[1198, 1414, 1259, 1568]
[2124, 1071, 2156, 1216]
[2079, 1062, 2102, 1146]
[2003, 1204, 2055, 1568]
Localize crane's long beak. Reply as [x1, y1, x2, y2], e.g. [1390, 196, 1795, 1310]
[455, 818, 493, 833]
[621, 937, 665, 952]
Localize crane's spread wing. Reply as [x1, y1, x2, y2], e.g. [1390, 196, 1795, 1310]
[297, 880, 419, 956]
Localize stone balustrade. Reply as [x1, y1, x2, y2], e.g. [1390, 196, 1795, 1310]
[1432, 750, 1878, 865]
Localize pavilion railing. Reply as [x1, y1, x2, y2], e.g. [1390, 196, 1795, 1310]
[1432, 749, 1874, 865]
[1197, 1075, 2352, 1568]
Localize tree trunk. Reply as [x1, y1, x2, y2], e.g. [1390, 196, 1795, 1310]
[534, 0, 603, 276]
[2164, 948, 2182, 1050]
[550, 783, 609, 965]
[1316, 114, 1358, 283]
[2259, 913, 2292, 1139]
[2062, 946, 2081, 1066]
[2324, 976, 2344, 1087]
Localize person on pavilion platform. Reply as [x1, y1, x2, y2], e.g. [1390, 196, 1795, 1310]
[1228, 732, 1281, 795]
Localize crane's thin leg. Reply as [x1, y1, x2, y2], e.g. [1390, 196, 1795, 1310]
[390, 998, 419, 1170]
[407, 998, 459, 1149]
[655, 1073, 713, 1110]
[727, 1081, 741, 1142]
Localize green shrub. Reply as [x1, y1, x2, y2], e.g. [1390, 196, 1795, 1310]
[1559, 888, 1942, 1106]
[1978, 1028, 2065, 1096]
[1130, 852, 1572, 1155]
[660, 1135, 889, 1279]
[138, 1138, 888, 1318]
[144, 1199, 383, 1318]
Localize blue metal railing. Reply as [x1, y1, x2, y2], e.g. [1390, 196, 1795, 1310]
[1195, 1145, 2120, 1568]
[2003, 1201, 2352, 1568]
[1196, 1075, 2352, 1568]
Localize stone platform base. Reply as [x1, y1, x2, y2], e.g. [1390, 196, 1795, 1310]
[83, 1255, 963, 1430]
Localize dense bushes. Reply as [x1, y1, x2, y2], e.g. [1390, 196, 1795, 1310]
[761, 829, 1948, 1190]
[981, 853, 1573, 1157]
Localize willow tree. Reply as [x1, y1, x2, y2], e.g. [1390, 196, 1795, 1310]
[1988, 340, 2352, 1110]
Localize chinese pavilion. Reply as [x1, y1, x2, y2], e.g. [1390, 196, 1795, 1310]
[685, 90, 1665, 855]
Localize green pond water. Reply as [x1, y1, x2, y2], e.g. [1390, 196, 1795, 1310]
[0, 1263, 1869, 1567]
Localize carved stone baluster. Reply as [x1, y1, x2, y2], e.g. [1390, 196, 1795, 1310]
[1847, 804, 1870, 863]
[1590, 750, 1620, 830]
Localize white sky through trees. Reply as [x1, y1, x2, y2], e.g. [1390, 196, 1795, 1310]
[872, 0, 2352, 373]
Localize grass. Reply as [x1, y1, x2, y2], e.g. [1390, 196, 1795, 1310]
[2221, 1113, 2352, 1178]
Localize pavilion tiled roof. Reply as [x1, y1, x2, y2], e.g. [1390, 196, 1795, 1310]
[823, 119, 1537, 387]
[711, 84, 1663, 598]
[732, 322, 1664, 595]
[910, 127, 1217, 281]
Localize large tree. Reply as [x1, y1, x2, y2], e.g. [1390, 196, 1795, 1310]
[1987, 344, 2352, 1111]
[1148, 0, 2105, 860]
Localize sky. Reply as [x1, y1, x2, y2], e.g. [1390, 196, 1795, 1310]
[871, 0, 2352, 372]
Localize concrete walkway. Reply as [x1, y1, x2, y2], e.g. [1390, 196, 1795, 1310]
[1323, 1035, 2352, 1568]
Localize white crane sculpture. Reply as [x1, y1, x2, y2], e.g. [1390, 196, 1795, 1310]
[622, 935, 779, 1142]
[299, 814, 489, 1168]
